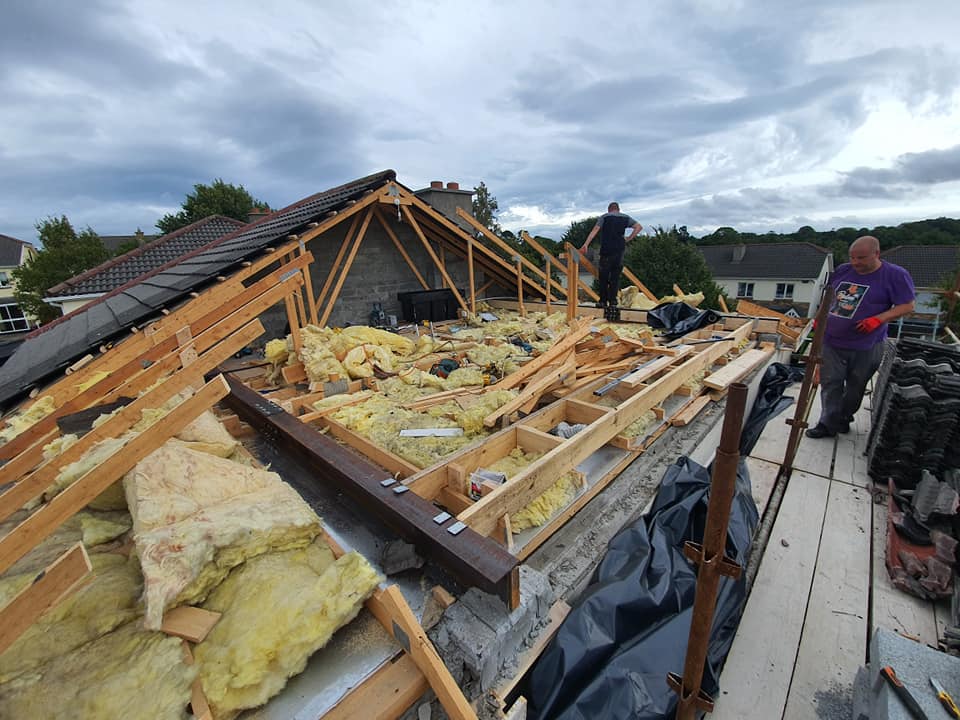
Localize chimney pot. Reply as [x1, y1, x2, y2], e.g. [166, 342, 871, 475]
[430, 181, 443, 189]
[446, 182, 459, 190]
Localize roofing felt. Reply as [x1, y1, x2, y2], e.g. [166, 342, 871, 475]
[0, 235, 29, 267]
[698, 242, 831, 279]
[0, 169, 397, 408]
[46, 216, 246, 298]
[881, 245, 960, 288]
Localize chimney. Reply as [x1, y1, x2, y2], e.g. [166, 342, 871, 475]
[446, 182, 460, 190]
[414, 180, 474, 231]
[430, 181, 443, 189]
[247, 207, 270, 225]
[732, 244, 747, 263]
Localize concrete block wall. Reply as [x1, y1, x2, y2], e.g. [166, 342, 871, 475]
[306, 213, 478, 328]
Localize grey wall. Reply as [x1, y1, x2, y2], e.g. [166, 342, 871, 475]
[306, 211, 478, 328]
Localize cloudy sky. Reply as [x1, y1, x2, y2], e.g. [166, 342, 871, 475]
[2, 0, 960, 245]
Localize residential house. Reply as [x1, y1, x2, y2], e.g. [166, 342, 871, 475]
[44, 216, 247, 315]
[0, 234, 38, 337]
[698, 242, 833, 317]
[880, 245, 960, 334]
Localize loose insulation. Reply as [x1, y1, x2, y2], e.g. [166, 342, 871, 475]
[196, 540, 382, 720]
[485, 448, 582, 533]
[124, 444, 323, 629]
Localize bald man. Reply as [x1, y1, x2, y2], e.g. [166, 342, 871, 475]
[806, 236, 915, 439]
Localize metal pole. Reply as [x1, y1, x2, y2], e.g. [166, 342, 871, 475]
[669, 383, 749, 720]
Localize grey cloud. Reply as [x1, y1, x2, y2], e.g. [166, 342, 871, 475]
[830, 145, 960, 199]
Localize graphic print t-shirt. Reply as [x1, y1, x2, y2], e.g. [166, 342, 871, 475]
[825, 262, 915, 350]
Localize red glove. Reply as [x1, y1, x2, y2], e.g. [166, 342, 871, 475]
[856, 316, 883, 333]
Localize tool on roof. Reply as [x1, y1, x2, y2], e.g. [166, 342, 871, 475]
[930, 677, 960, 718]
[879, 666, 928, 720]
[429, 358, 460, 379]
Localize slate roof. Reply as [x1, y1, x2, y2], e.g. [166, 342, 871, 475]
[881, 245, 960, 289]
[0, 235, 29, 267]
[698, 242, 831, 279]
[0, 169, 397, 408]
[46, 216, 246, 298]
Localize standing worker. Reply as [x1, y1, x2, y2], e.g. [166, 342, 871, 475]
[806, 235, 915, 439]
[581, 202, 643, 308]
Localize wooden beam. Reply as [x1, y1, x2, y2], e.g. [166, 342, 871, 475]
[318, 416, 421, 479]
[566, 253, 578, 320]
[160, 606, 221, 643]
[718, 295, 729, 313]
[373, 206, 430, 290]
[572, 244, 657, 301]
[669, 395, 713, 427]
[297, 243, 319, 325]
[324, 652, 428, 720]
[366, 585, 478, 720]
[495, 320, 592, 391]
[314, 211, 363, 313]
[457, 320, 755, 535]
[467, 234, 476, 315]
[401, 206, 469, 315]
[456, 209, 559, 303]
[0, 321, 263, 521]
[319, 207, 375, 327]
[222, 376, 518, 606]
[0, 376, 230, 576]
[0, 543, 91, 655]
[484, 353, 576, 427]
[520, 230, 586, 301]
[703, 347, 773, 391]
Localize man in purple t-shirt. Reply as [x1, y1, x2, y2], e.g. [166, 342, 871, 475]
[806, 235, 915, 439]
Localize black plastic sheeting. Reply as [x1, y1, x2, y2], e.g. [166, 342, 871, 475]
[738, 362, 805, 457]
[524, 363, 803, 720]
[646, 301, 722, 340]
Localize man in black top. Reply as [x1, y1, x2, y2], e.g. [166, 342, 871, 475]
[581, 202, 643, 307]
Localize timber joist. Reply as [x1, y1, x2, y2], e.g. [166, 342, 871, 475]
[222, 375, 521, 607]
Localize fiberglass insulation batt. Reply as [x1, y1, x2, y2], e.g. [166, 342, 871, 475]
[123, 443, 324, 629]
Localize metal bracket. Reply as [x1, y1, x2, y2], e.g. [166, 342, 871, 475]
[682, 541, 742, 580]
[392, 621, 411, 653]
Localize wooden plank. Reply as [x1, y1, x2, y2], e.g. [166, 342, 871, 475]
[495, 321, 592, 391]
[702, 348, 772, 391]
[791, 390, 835, 479]
[621, 349, 693, 388]
[783, 480, 871, 720]
[319, 207, 375, 327]
[181, 642, 213, 720]
[282, 363, 307, 384]
[0, 543, 91, 655]
[402, 206, 469, 315]
[323, 652, 429, 720]
[319, 416, 421, 479]
[0, 375, 230, 576]
[745, 456, 781, 518]
[160, 606, 221, 643]
[669, 395, 712, 427]
[712, 471, 830, 720]
[458, 321, 755, 536]
[0, 320, 264, 522]
[314, 211, 363, 314]
[484, 354, 576, 427]
[366, 584, 478, 720]
[374, 206, 430, 290]
[832, 403, 871, 489]
[870, 498, 938, 645]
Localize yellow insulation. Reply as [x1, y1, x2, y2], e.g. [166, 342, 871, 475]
[197, 541, 382, 720]
[0, 621, 196, 720]
[483, 449, 582, 533]
[0, 395, 55, 444]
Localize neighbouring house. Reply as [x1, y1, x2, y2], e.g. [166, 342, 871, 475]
[99, 229, 159, 255]
[0, 234, 39, 338]
[880, 245, 960, 334]
[44, 216, 247, 315]
[698, 242, 833, 317]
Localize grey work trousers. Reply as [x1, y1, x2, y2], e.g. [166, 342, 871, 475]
[817, 342, 884, 431]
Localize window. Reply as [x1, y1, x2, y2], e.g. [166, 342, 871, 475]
[775, 283, 795, 299]
[0, 272, 8, 287]
[737, 282, 754, 298]
[0, 304, 31, 333]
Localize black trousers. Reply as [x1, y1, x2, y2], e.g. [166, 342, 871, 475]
[818, 341, 885, 431]
[598, 250, 625, 306]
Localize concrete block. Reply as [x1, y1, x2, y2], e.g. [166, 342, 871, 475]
[868, 627, 960, 719]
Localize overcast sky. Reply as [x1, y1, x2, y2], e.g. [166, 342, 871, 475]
[3, 0, 960, 245]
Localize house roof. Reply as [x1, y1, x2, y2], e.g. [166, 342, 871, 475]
[99, 233, 160, 255]
[0, 234, 30, 267]
[881, 245, 960, 288]
[698, 242, 831, 280]
[0, 169, 398, 407]
[46, 216, 246, 298]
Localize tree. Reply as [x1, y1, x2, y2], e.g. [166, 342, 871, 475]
[623, 226, 727, 309]
[561, 217, 598, 250]
[471, 182, 501, 235]
[13, 216, 111, 324]
[157, 179, 267, 234]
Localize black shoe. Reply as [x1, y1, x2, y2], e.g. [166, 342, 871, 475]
[837, 422, 851, 434]
[805, 423, 836, 439]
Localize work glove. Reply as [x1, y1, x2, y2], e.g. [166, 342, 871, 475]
[856, 316, 883, 333]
